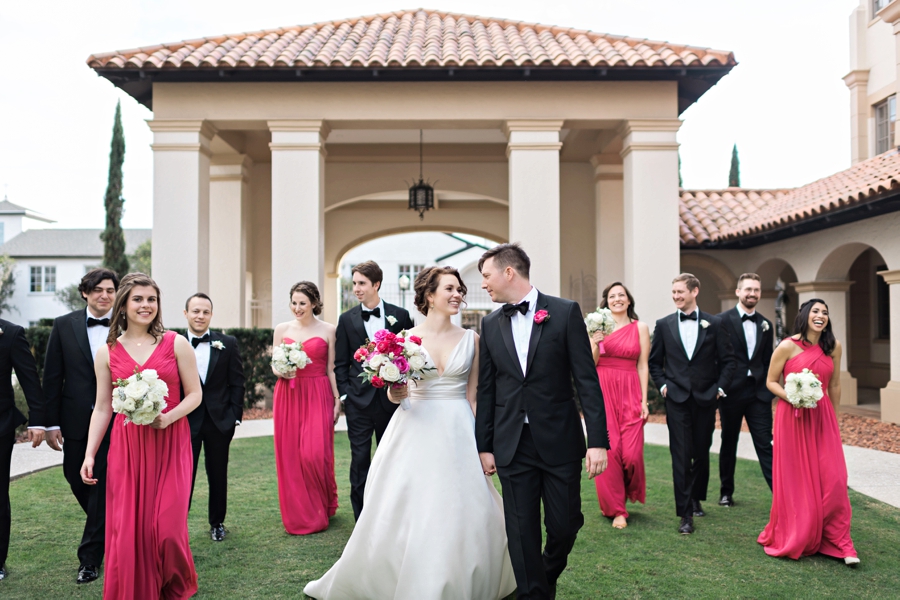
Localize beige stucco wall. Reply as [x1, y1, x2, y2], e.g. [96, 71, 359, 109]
[560, 162, 598, 310]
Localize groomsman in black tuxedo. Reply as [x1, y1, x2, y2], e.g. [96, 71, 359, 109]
[42, 268, 118, 584]
[649, 273, 735, 534]
[716, 273, 774, 507]
[334, 261, 413, 520]
[182, 293, 245, 542]
[1, 319, 47, 581]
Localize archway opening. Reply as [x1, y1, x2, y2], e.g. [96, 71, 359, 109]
[680, 253, 736, 316]
[755, 258, 799, 341]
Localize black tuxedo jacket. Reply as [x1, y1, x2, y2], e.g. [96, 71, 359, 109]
[649, 311, 736, 406]
[42, 309, 98, 440]
[475, 293, 609, 468]
[183, 331, 245, 436]
[0, 318, 46, 436]
[334, 302, 414, 409]
[717, 307, 775, 402]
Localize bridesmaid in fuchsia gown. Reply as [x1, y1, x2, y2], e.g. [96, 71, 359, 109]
[80, 273, 202, 598]
[758, 299, 858, 566]
[271, 282, 341, 535]
[590, 283, 651, 529]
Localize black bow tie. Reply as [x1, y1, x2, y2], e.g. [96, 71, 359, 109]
[191, 333, 210, 348]
[679, 312, 698, 322]
[502, 301, 529, 317]
[741, 313, 758, 323]
[87, 317, 110, 328]
[361, 307, 381, 321]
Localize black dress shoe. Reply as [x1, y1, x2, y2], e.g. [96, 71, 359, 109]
[692, 500, 706, 517]
[210, 523, 227, 542]
[718, 495, 735, 507]
[77, 564, 99, 584]
[679, 516, 694, 535]
[0, 564, 7, 581]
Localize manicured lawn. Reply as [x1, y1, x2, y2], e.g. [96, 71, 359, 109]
[4, 434, 900, 598]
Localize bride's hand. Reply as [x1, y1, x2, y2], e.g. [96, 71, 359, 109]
[387, 385, 408, 404]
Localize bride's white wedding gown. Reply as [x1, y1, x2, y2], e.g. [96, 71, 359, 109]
[304, 329, 516, 600]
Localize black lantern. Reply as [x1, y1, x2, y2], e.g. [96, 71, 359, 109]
[408, 129, 434, 220]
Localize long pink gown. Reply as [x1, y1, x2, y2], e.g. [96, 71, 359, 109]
[758, 338, 857, 560]
[593, 322, 646, 518]
[105, 330, 198, 599]
[273, 336, 338, 534]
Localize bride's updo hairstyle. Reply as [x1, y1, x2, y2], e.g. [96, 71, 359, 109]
[290, 281, 323, 316]
[413, 266, 467, 316]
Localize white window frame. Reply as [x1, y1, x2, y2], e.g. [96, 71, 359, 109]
[29, 265, 57, 294]
[875, 95, 897, 155]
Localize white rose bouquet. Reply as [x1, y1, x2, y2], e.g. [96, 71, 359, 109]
[272, 340, 312, 388]
[111, 367, 169, 425]
[585, 307, 616, 354]
[784, 368, 824, 413]
[355, 329, 433, 411]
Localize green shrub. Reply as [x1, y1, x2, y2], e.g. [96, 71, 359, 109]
[24, 326, 51, 381]
[14, 382, 29, 435]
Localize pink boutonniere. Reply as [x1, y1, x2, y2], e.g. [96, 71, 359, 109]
[534, 310, 549, 325]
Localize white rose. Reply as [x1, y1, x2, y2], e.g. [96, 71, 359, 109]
[408, 354, 427, 371]
[380, 362, 401, 382]
[140, 369, 159, 384]
[288, 349, 304, 365]
[367, 354, 386, 369]
[123, 398, 137, 412]
[272, 347, 286, 362]
[403, 341, 423, 355]
[124, 380, 150, 400]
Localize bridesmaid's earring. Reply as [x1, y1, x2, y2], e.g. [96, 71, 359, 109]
[429, 303, 434, 309]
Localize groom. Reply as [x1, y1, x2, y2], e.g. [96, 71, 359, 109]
[334, 260, 414, 520]
[475, 243, 609, 600]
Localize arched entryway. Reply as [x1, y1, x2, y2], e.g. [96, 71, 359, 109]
[680, 253, 737, 316]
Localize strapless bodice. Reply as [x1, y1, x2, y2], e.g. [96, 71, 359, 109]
[408, 330, 475, 402]
[284, 336, 328, 378]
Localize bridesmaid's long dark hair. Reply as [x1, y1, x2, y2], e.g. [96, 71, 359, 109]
[792, 298, 836, 356]
[599, 281, 639, 321]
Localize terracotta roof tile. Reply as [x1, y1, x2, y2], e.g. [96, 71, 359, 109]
[680, 149, 900, 245]
[87, 9, 735, 71]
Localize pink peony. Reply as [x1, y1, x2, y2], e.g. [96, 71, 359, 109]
[371, 376, 385, 388]
[354, 347, 369, 362]
[394, 357, 410, 374]
[396, 337, 405, 344]
[376, 341, 392, 354]
[534, 310, 550, 324]
[409, 335, 422, 345]
[374, 329, 390, 342]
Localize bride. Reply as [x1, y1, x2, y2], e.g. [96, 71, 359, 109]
[304, 266, 516, 600]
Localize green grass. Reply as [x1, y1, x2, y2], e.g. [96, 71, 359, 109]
[4, 435, 900, 599]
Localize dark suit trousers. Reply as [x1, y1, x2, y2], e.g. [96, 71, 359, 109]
[718, 378, 774, 496]
[666, 396, 717, 517]
[190, 412, 235, 526]
[344, 396, 396, 521]
[1, 430, 13, 567]
[497, 426, 583, 600]
[63, 433, 110, 566]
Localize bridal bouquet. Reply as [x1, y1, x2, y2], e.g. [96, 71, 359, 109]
[585, 307, 616, 354]
[112, 367, 168, 425]
[784, 368, 824, 413]
[272, 340, 312, 387]
[355, 329, 432, 410]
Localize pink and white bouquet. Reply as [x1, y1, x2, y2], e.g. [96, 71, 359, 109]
[112, 367, 168, 425]
[784, 368, 824, 412]
[272, 340, 312, 387]
[585, 307, 616, 354]
[355, 329, 432, 410]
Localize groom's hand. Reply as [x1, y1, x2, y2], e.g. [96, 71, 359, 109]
[479, 452, 497, 476]
[585, 448, 608, 479]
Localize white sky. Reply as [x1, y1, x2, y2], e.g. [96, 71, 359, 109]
[0, 0, 858, 230]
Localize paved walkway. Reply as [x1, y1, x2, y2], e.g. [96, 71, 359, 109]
[11, 418, 900, 510]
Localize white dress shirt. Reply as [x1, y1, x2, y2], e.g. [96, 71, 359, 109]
[509, 286, 539, 424]
[189, 330, 211, 384]
[737, 304, 757, 376]
[87, 309, 113, 363]
[362, 299, 386, 341]
[678, 309, 700, 360]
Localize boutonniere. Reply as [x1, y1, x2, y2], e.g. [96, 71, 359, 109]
[761, 321, 770, 332]
[534, 310, 550, 325]
[386, 315, 397, 326]
[0, 327, 4, 335]
[700, 319, 710, 329]
[211, 340, 225, 350]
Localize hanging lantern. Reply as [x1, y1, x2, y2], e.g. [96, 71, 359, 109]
[408, 129, 434, 220]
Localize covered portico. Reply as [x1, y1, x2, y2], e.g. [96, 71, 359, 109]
[88, 9, 734, 328]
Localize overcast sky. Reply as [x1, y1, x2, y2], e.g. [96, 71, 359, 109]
[0, 0, 858, 230]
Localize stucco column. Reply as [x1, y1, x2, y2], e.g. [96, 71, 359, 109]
[209, 155, 251, 327]
[620, 119, 682, 327]
[792, 281, 857, 406]
[268, 120, 328, 326]
[878, 270, 900, 424]
[148, 119, 214, 316]
[505, 120, 563, 296]
[842, 70, 869, 165]
[591, 154, 624, 301]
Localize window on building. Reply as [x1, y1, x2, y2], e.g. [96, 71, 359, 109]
[398, 264, 425, 281]
[874, 0, 890, 14]
[0, 222, 5, 244]
[29, 265, 57, 293]
[878, 265, 891, 340]
[875, 95, 897, 155]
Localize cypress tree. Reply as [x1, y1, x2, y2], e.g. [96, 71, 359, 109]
[728, 143, 741, 187]
[101, 101, 129, 277]
[678, 152, 683, 187]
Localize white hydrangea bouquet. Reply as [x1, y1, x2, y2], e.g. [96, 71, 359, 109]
[112, 367, 169, 425]
[585, 307, 616, 354]
[355, 329, 432, 411]
[784, 368, 824, 413]
[272, 340, 313, 388]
